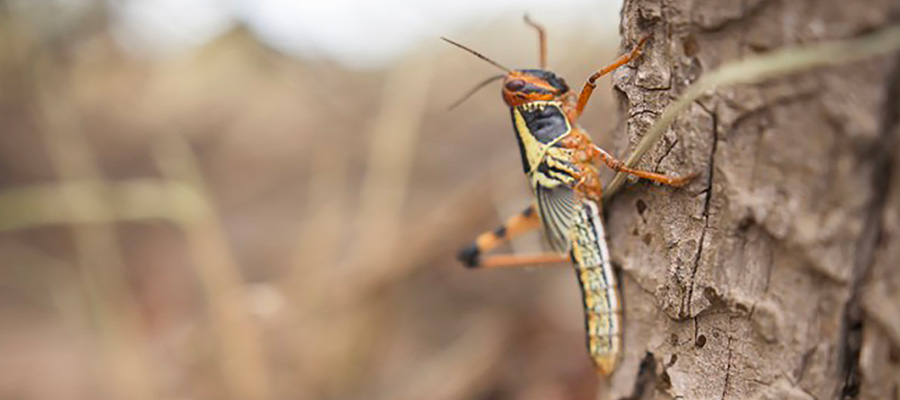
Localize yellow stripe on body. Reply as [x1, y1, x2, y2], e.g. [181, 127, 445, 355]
[528, 151, 578, 192]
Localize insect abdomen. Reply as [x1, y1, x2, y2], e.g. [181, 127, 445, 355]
[571, 200, 621, 375]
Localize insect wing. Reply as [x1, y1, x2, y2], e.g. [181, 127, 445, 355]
[535, 183, 578, 253]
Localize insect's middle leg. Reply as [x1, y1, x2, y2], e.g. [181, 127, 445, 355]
[458, 204, 568, 268]
[592, 145, 697, 187]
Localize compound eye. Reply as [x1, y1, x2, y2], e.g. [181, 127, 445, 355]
[505, 79, 526, 91]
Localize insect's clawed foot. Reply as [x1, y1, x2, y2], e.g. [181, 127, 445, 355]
[669, 171, 701, 187]
[637, 33, 653, 46]
[632, 33, 653, 57]
[457, 244, 481, 268]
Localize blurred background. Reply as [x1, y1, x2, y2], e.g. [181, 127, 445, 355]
[0, 1, 633, 399]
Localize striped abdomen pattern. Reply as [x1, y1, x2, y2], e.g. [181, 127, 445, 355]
[570, 199, 621, 375]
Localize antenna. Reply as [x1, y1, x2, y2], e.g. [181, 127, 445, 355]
[447, 74, 505, 110]
[441, 37, 512, 73]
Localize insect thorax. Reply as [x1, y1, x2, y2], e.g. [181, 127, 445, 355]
[510, 101, 577, 186]
[510, 101, 572, 170]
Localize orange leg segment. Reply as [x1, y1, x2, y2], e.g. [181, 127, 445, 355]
[478, 253, 569, 269]
[458, 204, 567, 268]
[574, 35, 651, 119]
[592, 145, 697, 187]
[524, 15, 547, 69]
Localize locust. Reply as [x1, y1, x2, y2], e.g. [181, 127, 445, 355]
[446, 17, 696, 375]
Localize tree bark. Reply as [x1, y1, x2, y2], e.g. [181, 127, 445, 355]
[605, 1, 900, 399]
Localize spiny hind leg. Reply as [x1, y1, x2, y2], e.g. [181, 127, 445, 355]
[592, 145, 697, 187]
[458, 204, 568, 268]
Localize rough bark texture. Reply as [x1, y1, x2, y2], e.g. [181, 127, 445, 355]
[605, 1, 900, 399]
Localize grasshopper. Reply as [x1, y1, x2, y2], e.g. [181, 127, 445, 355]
[446, 17, 695, 375]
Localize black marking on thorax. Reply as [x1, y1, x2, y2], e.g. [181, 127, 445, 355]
[510, 102, 570, 174]
[516, 103, 569, 144]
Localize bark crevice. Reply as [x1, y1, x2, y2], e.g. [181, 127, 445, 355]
[720, 319, 736, 400]
[653, 138, 679, 172]
[682, 107, 717, 319]
[839, 53, 900, 400]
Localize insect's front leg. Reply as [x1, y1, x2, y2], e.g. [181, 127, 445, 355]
[572, 35, 651, 120]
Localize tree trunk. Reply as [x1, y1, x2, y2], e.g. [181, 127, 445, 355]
[605, 1, 900, 399]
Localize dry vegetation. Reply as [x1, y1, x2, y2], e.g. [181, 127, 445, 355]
[0, 8, 636, 400]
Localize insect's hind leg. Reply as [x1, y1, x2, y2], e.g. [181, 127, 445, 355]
[458, 204, 538, 267]
[458, 204, 567, 268]
[475, 252, 570, 269]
